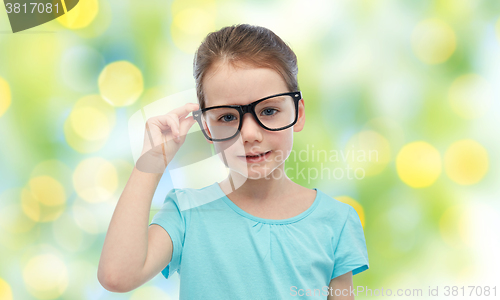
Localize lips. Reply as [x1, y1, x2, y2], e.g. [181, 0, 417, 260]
[241, 150, 271, 158]
[238, 150, 272, 163]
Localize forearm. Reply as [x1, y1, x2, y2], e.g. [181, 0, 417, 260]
[98, 165, 163, 288]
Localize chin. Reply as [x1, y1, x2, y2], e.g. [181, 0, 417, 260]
[248, 162, 285, 180]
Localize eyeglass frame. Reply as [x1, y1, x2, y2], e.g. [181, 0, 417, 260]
[192, 91, 303, 142]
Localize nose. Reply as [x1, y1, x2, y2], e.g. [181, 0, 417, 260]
[239, 113, 263, 143]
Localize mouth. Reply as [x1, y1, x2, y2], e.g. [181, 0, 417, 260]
[238, 150, 272, 163]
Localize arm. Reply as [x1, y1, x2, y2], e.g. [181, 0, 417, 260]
[327, 271, 354, 300]
[97, 103, 199, 293]
[97, 166, 174, 293]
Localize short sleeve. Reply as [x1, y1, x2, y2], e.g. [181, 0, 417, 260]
[331, 206, 369, 279]
[149, 189, 186, 279]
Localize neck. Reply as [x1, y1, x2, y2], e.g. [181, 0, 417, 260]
[219, 164, 295, 203]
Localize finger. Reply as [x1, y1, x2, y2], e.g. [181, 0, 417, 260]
[159, 114, 182, 144]
[169, 103, 200, 119]
[167, 103, 199, 122]
[164, 114, 180, 137]
[178, 116, 197, 139]
[146, 115, 169, 133]
[152, 113, 179, 137]
[176, 106, 198, 120]
[148, 103, 199, 132]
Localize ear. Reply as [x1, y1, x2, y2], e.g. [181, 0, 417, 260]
[293, 98, 305, 132]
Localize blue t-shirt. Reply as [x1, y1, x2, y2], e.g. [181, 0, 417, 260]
[149, 182, 369, 299]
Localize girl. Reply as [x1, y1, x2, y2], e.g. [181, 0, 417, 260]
[98, 24, 369, 300]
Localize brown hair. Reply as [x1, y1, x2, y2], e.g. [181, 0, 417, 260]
[193, 24, 299, 109]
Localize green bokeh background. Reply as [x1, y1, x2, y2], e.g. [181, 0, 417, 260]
[1, 0, 500, 299]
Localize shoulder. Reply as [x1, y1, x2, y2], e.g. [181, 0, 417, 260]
[314, 189, 356, 227]
[163, 183, 224, 212]
[316, 189, 352, 215]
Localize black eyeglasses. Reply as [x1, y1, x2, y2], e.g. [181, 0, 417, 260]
[193, 91, 302, 141]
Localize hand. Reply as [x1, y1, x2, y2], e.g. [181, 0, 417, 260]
[136, 102, 200, 173]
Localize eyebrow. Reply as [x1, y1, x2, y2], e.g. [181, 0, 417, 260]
[205, 92, 290, 109]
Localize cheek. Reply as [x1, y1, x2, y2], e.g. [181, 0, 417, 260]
[271, 130, 293, 152]
[213, 136, 245, 156]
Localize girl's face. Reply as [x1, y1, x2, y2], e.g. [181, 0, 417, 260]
[202, 61, 305, 180]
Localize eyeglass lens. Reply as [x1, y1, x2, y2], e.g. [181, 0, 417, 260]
[201, 95, 296, 140]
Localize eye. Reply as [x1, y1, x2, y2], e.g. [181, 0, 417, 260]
[261, 108, 278, 116]
[218, 114, 237, 122]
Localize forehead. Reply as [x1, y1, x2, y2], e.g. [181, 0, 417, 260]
[203, 62, 289, 107]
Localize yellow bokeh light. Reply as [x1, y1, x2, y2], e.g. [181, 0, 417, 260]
[0, 189, 37, 234]
[344, 130, 391, 177]
[445, 139, 488, 185]
[21, 176, 66, 223]
[64, 118, 106, 153]
[1, 202, 37, 233]
[64, 95, 115, 153]
[411, 19, 456, 64]
[73, 157, 118, 203]
[98, 61, 144, 107]
[23, 254, 68, 300]
[31, 160, 73, 194]
[21, 189, 42, 222]
[396, 141, 442, 188]
[439, 205, 472, 248]
[171, 5, 216, 53]
[334, 196, 365, 228]
[0, 278, 13, 300]
[29, 176, 66, 206]
[130, 286, 172, 300]
[70, 107, 111, 141]
[57, 0, 99, 29]
[0, 77, 11, 117]
[448, 74, 492, 119]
